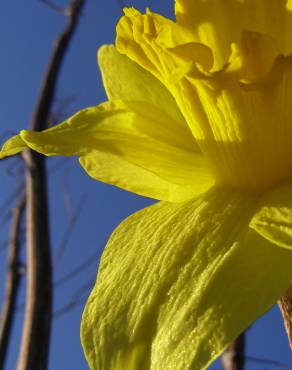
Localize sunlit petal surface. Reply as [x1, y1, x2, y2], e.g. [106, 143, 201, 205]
[3, 101, 213, 202]
[82, 188, 292, 370]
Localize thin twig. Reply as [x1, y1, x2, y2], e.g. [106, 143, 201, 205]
[53, 194, 86, 269]
[15, 249, 96, 313]
[48, 157, 71, 175]
[0, 234, 25, 254]
[40, 0, 66, 15]
[53, 296, 87, 318]
[62, 163, 74, 216]
[5, 158, 24, 178]
[0, 196, 26, 370]
[0, 211, 13, 231]
[48, 94, 77, 127]
[245, 355, 292, 370]
[54, 250, 98, 288]
[221, 333, 245, 370]
[17, 1, 85, 370]
[279, 282, 292, 349]
[117, 0, 125, 11]
[53, 279, 94, 318]
[0, 181, 25, 215]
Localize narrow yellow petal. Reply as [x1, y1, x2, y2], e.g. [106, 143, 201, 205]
[0, 134, 26, 159]
[6, 100, 213, 202]
[79, 148, 212, 203]
[98, 45, 186, 126]
[81, 188, 292, 370]
[250, 181, 292, 249]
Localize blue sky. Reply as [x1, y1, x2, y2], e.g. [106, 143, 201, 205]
[0, 1, 292, 369]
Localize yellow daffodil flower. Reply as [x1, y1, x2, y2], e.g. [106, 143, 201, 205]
[2, 1, 292, 369]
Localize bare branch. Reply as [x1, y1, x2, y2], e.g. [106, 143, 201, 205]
[53, 296, 87, 319]
[18, 151, 52, 370]
[54, 250, 98, 288]
[0, 181, 25, 215]
[0, 131, 20, 143]
[0, 234, 25, 254]
[17, 1, 86, 370]
[14, 249, 96, 314]
[31, 0, 85, 132]
[0, 196, 26, 370]
[48, 157, 71, 175]
[0, 211, 13, 232]
[62, 164, 74, 216]
[40, 0, 66, 14]
[53, 194, 86, 269]
[245, 355, 292, 369]
[117, 0, 125, 12]
[221, 333, 245, 370]
[48, 94, 77, 127]
[53, 279, 94, 318]
[279, 282, 292, 349]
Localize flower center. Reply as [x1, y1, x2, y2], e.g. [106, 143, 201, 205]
[182, 65, 292, 191]
[202, 138, 292, 191]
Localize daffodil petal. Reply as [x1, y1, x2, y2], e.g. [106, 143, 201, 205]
[250, 181, 292, 249]
[81, 188, 292, 370]
[98, 45, 186, 127]
[0, 134, 26, 159]
[2, 100, 213, 201]
[175, 0, 292, 69]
